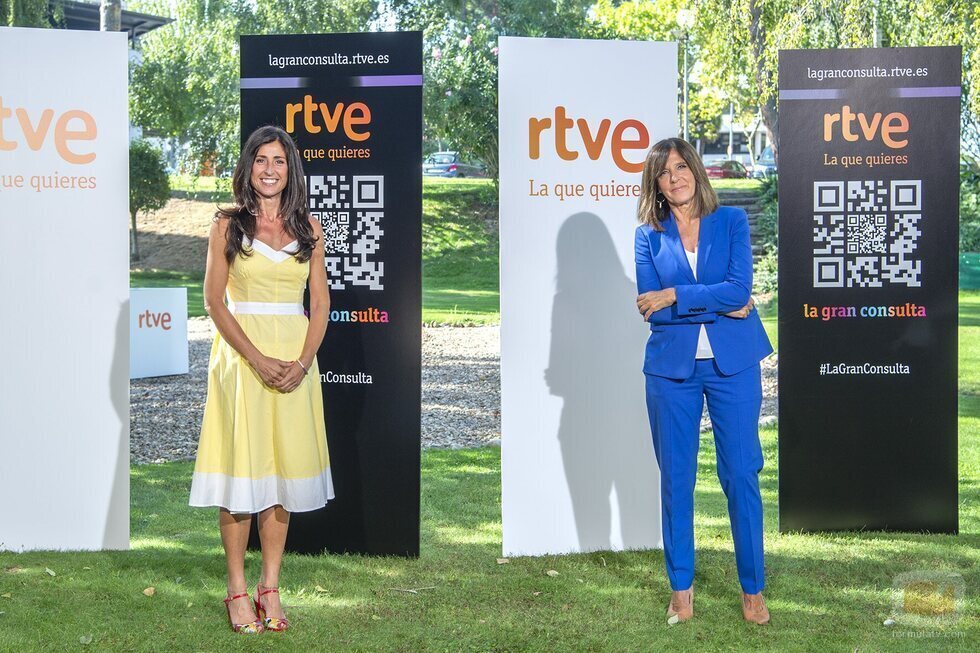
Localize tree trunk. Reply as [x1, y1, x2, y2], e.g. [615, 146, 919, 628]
[130, 209, 140, 260]
[100, 0, 121, 32]
[747, 0, 779, 160]
[760, 97, 779, 162]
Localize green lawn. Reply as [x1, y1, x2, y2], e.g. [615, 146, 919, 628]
[2, 294, 977, 651]
[169, 174, 232, 202]
[758, 295, 778, 350]
[421, 178, 499, 325]
[709, 178, 764, 191]
[131, 270, 206, 318]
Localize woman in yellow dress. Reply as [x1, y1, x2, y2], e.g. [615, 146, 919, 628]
[189, 125, 334, 634]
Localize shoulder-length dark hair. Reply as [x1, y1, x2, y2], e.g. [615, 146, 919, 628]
[637, 137, 718, 231]
[216, 125, 317, 263]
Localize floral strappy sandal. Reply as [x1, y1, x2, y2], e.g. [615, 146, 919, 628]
[224, 591, 264, 634]
[254, 583, 290, 632]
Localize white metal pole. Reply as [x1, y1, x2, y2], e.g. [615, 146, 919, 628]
[682, 37, 689, 142]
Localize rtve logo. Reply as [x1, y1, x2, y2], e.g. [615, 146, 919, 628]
[823, 105, 909, 149]
[138, 310, 172, 331]
[0, 97, 97, 164]
[528, 106, 650, 173]
[284, 96, 371, 140]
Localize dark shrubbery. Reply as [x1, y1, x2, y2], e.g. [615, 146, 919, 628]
[754, 174, 778, 254]
[960, 164, 980, 253]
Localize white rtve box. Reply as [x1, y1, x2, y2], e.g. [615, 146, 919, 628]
[130, 287, 189, 379]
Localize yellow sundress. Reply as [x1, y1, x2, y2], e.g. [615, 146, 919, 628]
[189, 236, 334, 513]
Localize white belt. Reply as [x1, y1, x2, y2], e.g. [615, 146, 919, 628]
[229, 301, 304, 315]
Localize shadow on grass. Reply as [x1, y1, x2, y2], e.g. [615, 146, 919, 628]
[959, 290, 980, 327]
[4, 444, 976, 651]
[960, 392, 980, 418]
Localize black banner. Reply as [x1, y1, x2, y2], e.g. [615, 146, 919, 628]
[777, 47, 959, 533]
[241, 32, 422, 555]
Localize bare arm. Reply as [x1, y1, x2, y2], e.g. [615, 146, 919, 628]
[204, 218, 289, 387]
[275, 218, 330, 392]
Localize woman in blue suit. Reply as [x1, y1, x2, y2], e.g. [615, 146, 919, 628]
[635, 138, 773, 625]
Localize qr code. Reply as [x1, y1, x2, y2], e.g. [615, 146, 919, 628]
[308, 174, 385, 290]
[811, 180, 922, 288]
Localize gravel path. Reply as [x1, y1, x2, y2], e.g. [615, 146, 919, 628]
[130, 320, 776, 464]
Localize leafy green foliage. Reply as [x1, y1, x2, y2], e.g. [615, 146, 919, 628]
[424, 22, 502, 176]
[961, 165, 980, 252]
[753, 172, 778, 254]
[130, 140, 171, 218]
[591, 0, 726, 142]
[694, 0, 980, 152]
[1, 0, 52, 27]
[753, 249, 777, 293]
[128, 0, 377, 174]
[129, 139, 171, 258]
[393, 0, 596, 178]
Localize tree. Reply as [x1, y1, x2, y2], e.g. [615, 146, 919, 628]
[694, 0, 978, 156]
[129, 140, 170, 260]
[128, 0, 378, 175]
[590, 0, 727, 144]
[392, 0, 597, 178]
[100, 0, 120, 31]
[1, 0, 60, 26]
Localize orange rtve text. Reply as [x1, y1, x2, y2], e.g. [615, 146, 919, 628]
[0, 97, 97, 164]
[823, 105, 909, 149]
[528, 106, 649, 173]
[285, 96, 371, 141]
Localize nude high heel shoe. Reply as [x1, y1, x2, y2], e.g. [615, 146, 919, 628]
[666, 586, 694, 625]
[742, 592, 771, 625]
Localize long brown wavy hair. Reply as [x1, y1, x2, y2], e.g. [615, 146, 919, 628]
[637, 137, 718, 231]
[216, 125, 317, 263]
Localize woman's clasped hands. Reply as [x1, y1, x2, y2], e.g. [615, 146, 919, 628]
[249, 354, 308, 393]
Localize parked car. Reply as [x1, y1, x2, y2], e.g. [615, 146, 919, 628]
[704, 159, 749, 179]
[422, 151, 486, 178]
[748, 147, 777, 179]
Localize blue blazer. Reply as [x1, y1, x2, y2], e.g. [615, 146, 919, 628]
[635, 206, 773, 379]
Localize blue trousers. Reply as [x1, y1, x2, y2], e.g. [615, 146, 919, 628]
[645, 359, 765, 594]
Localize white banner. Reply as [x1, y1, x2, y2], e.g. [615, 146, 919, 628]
[0, 27, 129, 550]
[499, 37, 678, 556]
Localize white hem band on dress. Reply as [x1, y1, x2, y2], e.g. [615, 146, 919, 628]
[189, 466, 334, 513]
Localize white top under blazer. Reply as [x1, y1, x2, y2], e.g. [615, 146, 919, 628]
[685, 248, 715, 359]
